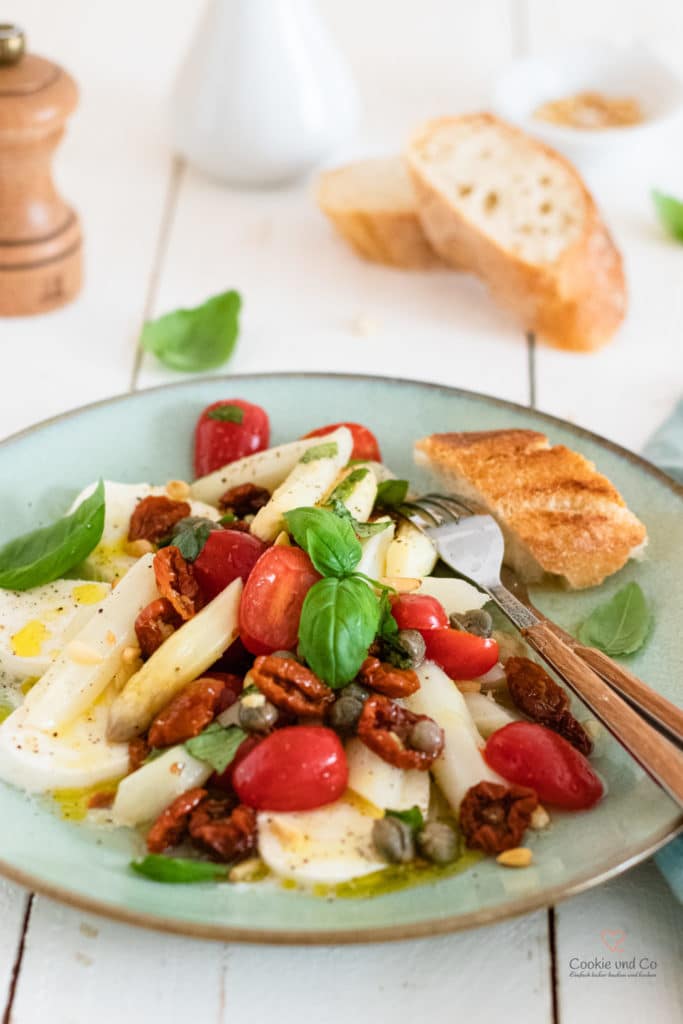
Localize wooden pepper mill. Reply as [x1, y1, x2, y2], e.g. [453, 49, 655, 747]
[0, 24, 82, 316]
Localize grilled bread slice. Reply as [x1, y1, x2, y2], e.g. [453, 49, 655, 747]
[414, 429, 647, 589]
[317, 156, 443, 269]
[406, 114, 626, 351]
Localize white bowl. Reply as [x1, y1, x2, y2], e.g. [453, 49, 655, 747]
[492, 42, 683, 168]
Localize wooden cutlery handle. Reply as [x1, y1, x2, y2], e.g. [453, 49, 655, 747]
[523, 620, 683, 807]
[573, 644, 683, 746]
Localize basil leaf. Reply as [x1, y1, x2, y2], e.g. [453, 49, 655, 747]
[578, 582, 651, 656]
[298, 576, 380, 687]
[300, 442, 338, 464]
[131, 854, 230, 884]
[327, 468, 369, 504]
[0, 480, 106, 592]
[328, 498, 391, 539]
[653, 189, 683, 243]
[284, 506, 361, 577]
[386, 806, 424, 831]
[184, 723, 247, 773]
[375, 479, 409, 509]
[207, 404, 245, 424]
[140, 290, 241, 372]
[168, 516, 215, 562]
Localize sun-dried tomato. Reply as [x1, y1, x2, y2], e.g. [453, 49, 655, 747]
[251, 655, 335, 718]
[153, 545, 203, 621]
[135, 597, 183, 658]
[357, 656, 420, 698]
[219, 483, 271, 517]
[146, 787, 207, 853]
[357, 695, 444, 770]
[128, 736, 151, 772]
[128, 495, 191, 543]
[505, 656, 592, 755]
[459, 781, 538, 854]
[148, 676, 229, 748]
[189, 800, 257, 862]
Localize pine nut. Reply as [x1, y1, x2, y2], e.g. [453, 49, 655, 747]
[122, 645, 141, 665]
[455, 680, 481, 693]
[166, 479, 191, 500]
[67, 641, 103, 665]
[496, 847, 533, 868]
[125, 539, 154, 557]
[379, 576, 421, 593]
[530, 805, 550, 830]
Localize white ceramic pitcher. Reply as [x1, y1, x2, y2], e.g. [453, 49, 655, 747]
[170, 0, 359, 186]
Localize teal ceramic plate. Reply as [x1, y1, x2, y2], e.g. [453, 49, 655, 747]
[0, 374, 681, 943]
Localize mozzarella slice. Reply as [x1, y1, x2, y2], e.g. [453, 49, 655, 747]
[191, 432, 345, 506]
[70, 481, 220, 582]
[463, 692, 519, 738]
[356, 517, 395, 579]
[385, 520, 437, 578]
[22, 554, 158, 733]
[257, 796, 386, 885]
[0, 579, 110, 681]
[111, 745, 211, 826]
[417, 577, 488, 616]
[406, 661, 504, 812]
[250, 427, 353, 542]
[346, 738, 430, 815]
[0, 684, 128, 792]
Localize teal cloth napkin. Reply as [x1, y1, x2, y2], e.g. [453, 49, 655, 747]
[642, 399, 683, 900]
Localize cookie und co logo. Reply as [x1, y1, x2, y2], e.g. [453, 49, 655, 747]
[600, 928, 626, 953]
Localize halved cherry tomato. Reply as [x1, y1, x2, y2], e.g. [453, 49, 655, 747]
[194, 399, 270, 477]
[422, 627, 499, 679]
[303, 422, 381, 462]
[232, 726, 348, 811]
[391, 593, 448, 631]
[193, 529, 266, 601]
[238, 546, 321, 656]
[211, 734, 261, 792]
[484, 722, 603, 810]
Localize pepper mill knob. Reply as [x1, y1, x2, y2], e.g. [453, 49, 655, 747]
[0, 25, 82, 316]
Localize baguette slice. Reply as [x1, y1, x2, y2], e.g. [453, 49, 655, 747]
[317, 156, 444, 269]
[406, 114, 626, 351]
[414, 429, 647, 589]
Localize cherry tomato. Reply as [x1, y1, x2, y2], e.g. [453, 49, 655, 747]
[484, 722, 603, 810]
[232, 726, 348, 811]
[194, 399, 270, 477]
[211, 734, 261, 792]
[391, 593, 448, 631]
[422, 627, 499, 679]
[303, 422, 381, 462]
[193, 529, 266, 601]
[239, 546, 321, 656]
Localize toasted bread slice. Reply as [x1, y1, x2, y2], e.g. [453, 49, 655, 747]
[406, 114, 626, 351]
[317, 156, 443, 269]
[414, 429, 647, 589]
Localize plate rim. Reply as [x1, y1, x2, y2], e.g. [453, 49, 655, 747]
[1, 370, 681, 944]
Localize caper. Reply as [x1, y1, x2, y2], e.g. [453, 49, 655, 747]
[397, 629, 426, 669]
[449, 608, 493, 638]
[343, 682, 370, 703]
[271, 649, 299, 661]
[416, 821, 459, 865]
[328, 693, 365, 734]
[372, 817, 415, 864]
[238, 697, 278, 733]
[409, 718, 443, 755]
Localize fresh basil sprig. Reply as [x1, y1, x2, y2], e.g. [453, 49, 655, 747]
[0, 480, 106, 592]
[386, 806, 424, 831]
[284, 507, 361, 577]
[185, 723, 247, 774]
[327, 498, 391, 539]
[578, 582, 651, 656]
[165, 516, 216, 562]
[140, 290, 241, 372]
[374, 479, 409, 509]
[131, 854, 230, 884]
[298, 576, 380, 686]
[652, 189, 683, 243]
[327, 467, 369, 504]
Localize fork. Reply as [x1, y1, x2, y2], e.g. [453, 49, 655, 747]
[400, 493, 683, 807]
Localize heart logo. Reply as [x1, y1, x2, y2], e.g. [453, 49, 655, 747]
[600, 928, 626, 952]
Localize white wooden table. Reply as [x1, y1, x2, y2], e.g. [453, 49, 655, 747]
[2, 2, 683, 1020]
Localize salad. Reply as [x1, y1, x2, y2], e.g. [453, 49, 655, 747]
[0, 401, 603, 893]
